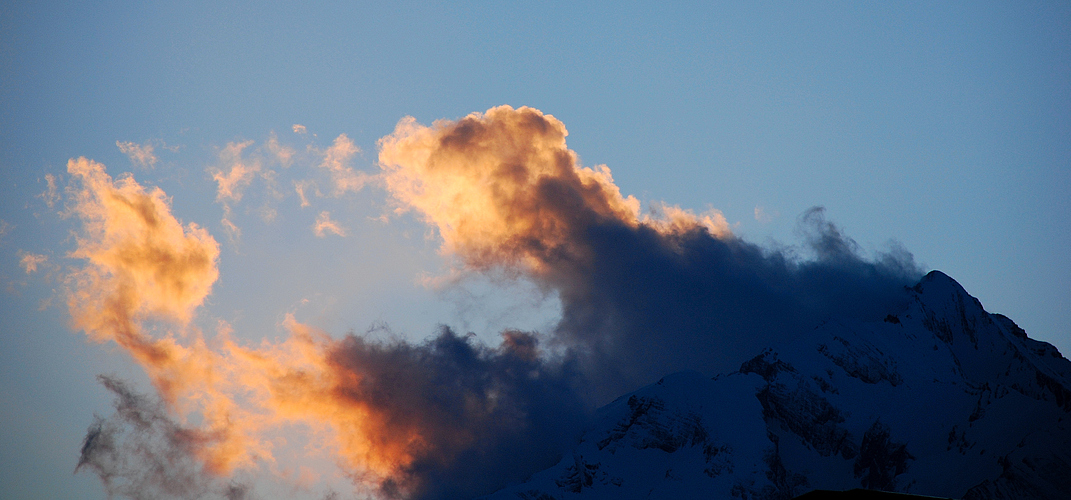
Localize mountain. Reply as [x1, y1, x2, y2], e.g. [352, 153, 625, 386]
[484, 271, 1071, 499]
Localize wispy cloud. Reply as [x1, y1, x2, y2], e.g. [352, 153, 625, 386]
[266, 132, 295, 167]
[755, 205, 777, 224]
[210, 141, 260, 243]
[116, 141, 158, 169]
[18, 252, 47, 274]
[212, 141, 260, 204]
[39, 173, 59, 208]
[293, 180, 315, 208]
[318, 134, 369, 197]
[292, 124, 307, 134]
[312, 211, 345, 237]
[67, 157, 220, 330]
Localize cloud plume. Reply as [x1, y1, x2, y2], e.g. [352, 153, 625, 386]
[67, 105, 922, 499]
[76, 376, 236, 500]
[379, 105, 921, 399]
[66, 157, 585, 499]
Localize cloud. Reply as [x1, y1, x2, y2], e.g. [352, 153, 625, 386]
[293, 124, 307, 134]
[39, 173, 59, 208]
[312, 211, 345, 237]
[117, 141, 158, 169]
[318, 134, 369, 197]
[19, 252, 47, 274]
[68, 106, 923, 499]
[76, 376, 231, 500]
[379, 105, 922, 400]
[313, 324, 587, 499]
[66, 157, 219, 329]
[755, 205, 776, 224]
[212, 141, 260, 204]
[645, 202, 731, 239]
[266, 132, 295, 167]
[210, 141, 261, 243]
[294, 180, 315, 208]
[67, 158, 586, 499]
[378, 106, 643, 273]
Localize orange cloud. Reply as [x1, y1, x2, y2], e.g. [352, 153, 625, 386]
[318, 134, 369, 196]
[378, 106, 640, 273]
[67, 157, 219, 327]
[70, 107, 766, 499]
[313, 211, 346, 237]
[378, 105, 730, 275]
[66, 158, 572, 498]
[266, 132, 295, 167]
[39, 173, 59, 208]
[116, 140, 158, 169]
[210, 140, 262, 243]
[644, 202, 731, 239]
[19, 252, 47, 274]
[65, 157, 251, 471]
[212, 141, 260, 204]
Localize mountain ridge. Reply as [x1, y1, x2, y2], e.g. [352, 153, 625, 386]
[484, 271, 1071, 499]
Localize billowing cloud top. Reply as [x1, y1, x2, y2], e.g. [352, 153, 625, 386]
[379, 105, 644, 273]
[67, 157, 219, 329]
[377, 105, 918, 400]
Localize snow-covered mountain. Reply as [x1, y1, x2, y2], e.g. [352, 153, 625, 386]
[485, 271, 1071, 499]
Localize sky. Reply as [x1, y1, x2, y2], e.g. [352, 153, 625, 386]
[0, 2, 1068, 499]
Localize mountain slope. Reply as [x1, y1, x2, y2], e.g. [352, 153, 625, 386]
[485, 271, 1071, 499]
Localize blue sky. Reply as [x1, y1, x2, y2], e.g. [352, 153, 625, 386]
[1, 2, 1068, 498]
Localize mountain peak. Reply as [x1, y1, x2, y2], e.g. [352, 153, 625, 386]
[913, 270, 968, 297]
[487, 272, 1071, 499]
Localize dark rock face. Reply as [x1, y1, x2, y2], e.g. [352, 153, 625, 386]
[755, 380, 857, 460]
[817, 336, 903, 387]
[486, 271, 1071, 499]
[853, 422, 912, 491]
[596, 395, 708, 454]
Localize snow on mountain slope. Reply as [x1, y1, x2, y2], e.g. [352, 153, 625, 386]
[484, 271, 1071, 499]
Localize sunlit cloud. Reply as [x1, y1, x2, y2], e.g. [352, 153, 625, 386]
[312, 211, 345, 237]
[39, 173, 59, 208]
[266, 132, 295, 167]
[318, 134, 369, 197]
[378, 105, 919, 400]
[293, 124, 307, 134]
[65, 106, 922, 500]
[210, 141, 261, 243]
[18, 252, 47, 274]
[66, 156, 220, 331]
[293, 180, 315, 208]
[212, 141, 260, 203]
[644, 202, 731, 239]
[116, 140, 158, 169]
[66, 157, 582, 499]
[378, 105, 643, 273]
